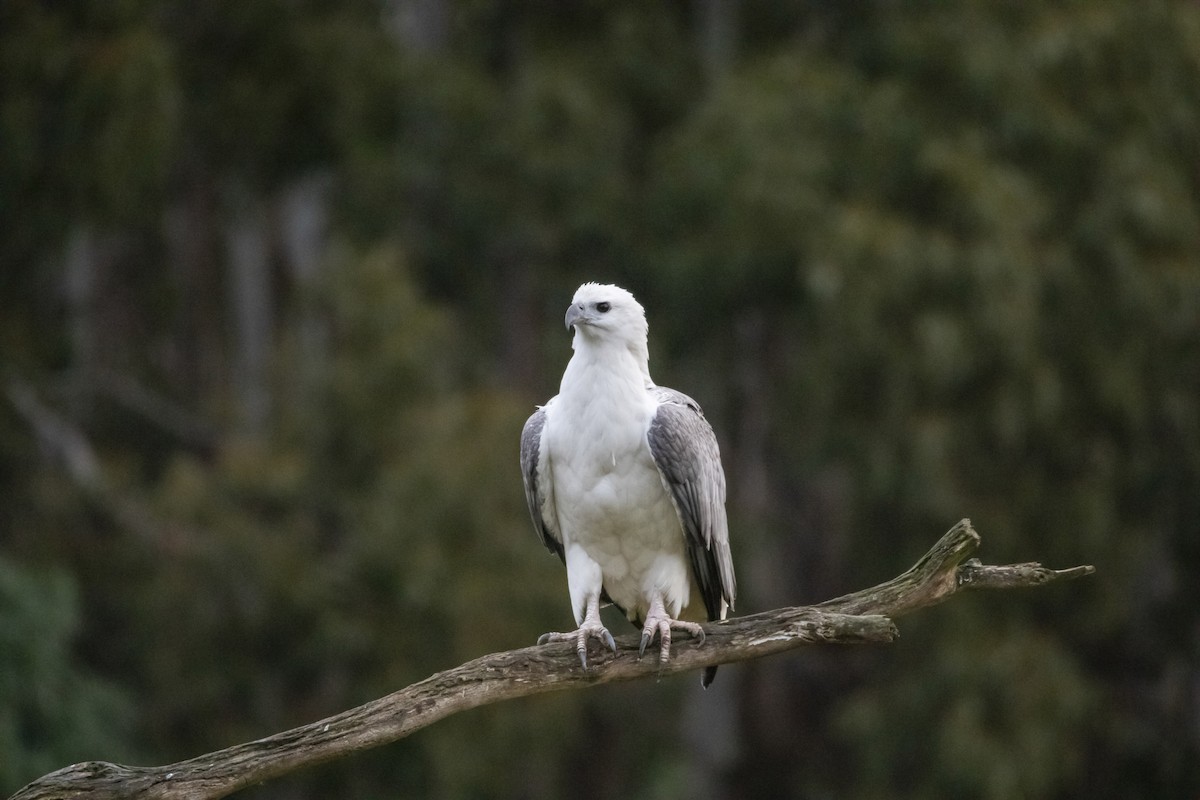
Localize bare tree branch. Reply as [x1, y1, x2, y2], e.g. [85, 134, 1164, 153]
[90, 368, 219, 451]
[8, 520, 1094, 800]
[5, 376, 212, 555]
[6, 376, 103, 491]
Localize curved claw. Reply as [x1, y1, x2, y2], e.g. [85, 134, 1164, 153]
[538, 622, 616, 671]
[576, 624, 616, 669]
[637, 611, 706, 663]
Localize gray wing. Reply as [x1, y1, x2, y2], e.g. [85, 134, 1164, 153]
[647, 387, 736, 622]
[520, 405, 564, 562]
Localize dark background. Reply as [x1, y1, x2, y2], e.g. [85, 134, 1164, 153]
[2, 2, 1198, 798]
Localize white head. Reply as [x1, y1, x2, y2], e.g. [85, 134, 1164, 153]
[564, 283, 651, 372]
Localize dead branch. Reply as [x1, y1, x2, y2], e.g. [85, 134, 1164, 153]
[5, 376, 214, 555]
[8, 519, 1094, 800]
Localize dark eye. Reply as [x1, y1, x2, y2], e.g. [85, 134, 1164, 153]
[596, 302, 611, 313]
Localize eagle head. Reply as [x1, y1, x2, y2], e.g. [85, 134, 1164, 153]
[565, 283, 648, 344]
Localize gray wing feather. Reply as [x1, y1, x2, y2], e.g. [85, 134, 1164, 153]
[520, 405, 564, 562]
[647, 387, 736, 621]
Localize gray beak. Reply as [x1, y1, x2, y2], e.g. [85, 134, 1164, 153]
[565, 303, 586, 331]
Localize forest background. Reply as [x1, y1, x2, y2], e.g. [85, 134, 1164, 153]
[2, 2, 1198, 798]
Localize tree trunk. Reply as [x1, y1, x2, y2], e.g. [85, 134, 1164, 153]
[224, 188, 274, 439]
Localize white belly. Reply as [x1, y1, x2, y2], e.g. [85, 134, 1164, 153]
[547, 396, 692, 623]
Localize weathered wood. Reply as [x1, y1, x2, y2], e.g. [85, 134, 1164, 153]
[9, 519, 1094, 800]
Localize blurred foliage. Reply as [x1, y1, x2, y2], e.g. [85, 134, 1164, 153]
[0, 558, 136, 789]
[2, 1, 1199, 798]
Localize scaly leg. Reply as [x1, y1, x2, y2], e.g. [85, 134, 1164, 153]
[537, 593, 616, 669]
[638, 592, 706, 663]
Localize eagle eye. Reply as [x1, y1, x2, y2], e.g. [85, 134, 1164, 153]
[595, 301, 611, 313]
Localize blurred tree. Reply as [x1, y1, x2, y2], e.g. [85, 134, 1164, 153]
[644, 4, 1200, 798]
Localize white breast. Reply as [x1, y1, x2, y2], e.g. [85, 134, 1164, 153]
[545, 372, 692, 622]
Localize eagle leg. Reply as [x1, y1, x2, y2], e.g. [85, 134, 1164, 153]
[537, 594, 616, 670]
[638, 593, 706, 663]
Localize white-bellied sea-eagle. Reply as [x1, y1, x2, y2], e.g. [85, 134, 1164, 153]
[520, 283, 736, 686]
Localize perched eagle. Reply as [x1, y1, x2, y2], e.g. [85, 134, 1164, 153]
[520, 283, 736, 686]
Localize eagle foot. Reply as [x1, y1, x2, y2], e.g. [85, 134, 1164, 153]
[638, 615, 706, 663]
[538, 623, 617, 670]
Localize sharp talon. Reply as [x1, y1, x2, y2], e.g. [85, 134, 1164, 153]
[694, 626, 706, 645]
[540, 601, 613, 670]
[639, 631, 651, 658]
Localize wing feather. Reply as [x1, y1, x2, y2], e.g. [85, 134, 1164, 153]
[646, 387, 736, 622]
[520, 405, 563, 562]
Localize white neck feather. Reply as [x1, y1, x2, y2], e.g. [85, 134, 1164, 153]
[565, 330, 653, 394]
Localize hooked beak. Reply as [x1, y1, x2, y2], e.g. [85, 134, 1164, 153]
[565, 303, 586, 332]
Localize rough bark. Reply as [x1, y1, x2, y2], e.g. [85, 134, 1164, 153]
[9, 519, 1094, 800]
